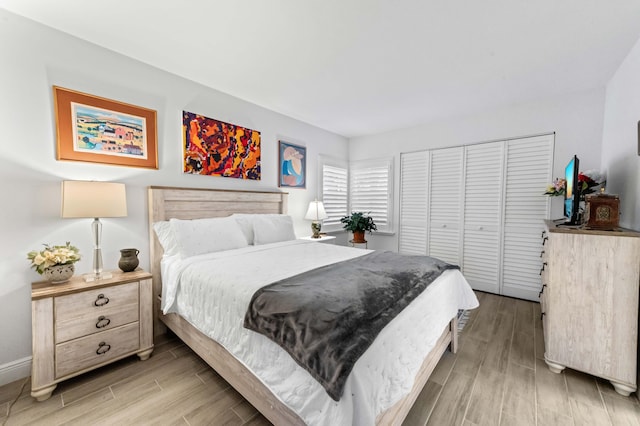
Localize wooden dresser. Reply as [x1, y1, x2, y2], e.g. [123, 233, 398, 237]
[31, 270, 154, 401]
[540, 221, 640, 396]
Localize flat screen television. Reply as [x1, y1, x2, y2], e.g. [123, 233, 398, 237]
[563, 155, 581, 225]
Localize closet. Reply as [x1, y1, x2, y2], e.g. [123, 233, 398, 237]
[399, 134, 554, 301]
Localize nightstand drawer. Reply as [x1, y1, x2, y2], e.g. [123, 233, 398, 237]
[55, 299, 139, 343]
[54, 282, 139, 342]
[55, 322, 140, 378]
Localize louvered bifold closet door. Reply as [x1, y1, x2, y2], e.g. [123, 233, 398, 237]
[502, 134, 553, 301]
[462, 142, 504, 293]
[399, 151, 429, 254]
[428, 147, 463, 265]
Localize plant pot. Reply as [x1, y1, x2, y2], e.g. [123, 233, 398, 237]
[43, 264, 74, 284]
[118, 248, 140, 272]
[352, 230, 367, 243]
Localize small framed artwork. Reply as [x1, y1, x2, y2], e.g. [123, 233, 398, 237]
[279, 141, 306, 188]
[182, 111, 261, 180]
[53, 86, 158, 169]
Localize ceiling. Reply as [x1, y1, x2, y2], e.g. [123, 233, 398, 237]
[2, 1, 640, 138]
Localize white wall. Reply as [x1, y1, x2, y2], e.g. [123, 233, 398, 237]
[0, 10, 348, 383]
[601, 37, 640, 231]
[349, 88, 606, 251]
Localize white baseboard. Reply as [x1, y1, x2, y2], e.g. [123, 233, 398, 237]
[0, 356, 31, 386]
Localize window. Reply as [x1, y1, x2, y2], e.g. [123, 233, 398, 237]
[319, 155, 348, 232]
[350, 158, 394, 233]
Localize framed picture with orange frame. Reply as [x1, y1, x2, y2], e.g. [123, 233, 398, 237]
[53, 86, 158, 169]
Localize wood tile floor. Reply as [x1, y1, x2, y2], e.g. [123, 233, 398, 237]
[1, 291, 639, 425]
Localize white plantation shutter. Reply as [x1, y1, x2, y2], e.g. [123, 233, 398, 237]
[502, 134, 554, 300]
[428, 147, 463, 265]
[319, 156, 348, 232]
[350, 158, 394, 233]
[462, 142, 504, 293]
[399, 151, 429, 254]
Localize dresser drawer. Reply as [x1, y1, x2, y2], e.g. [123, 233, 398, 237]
[55, 282, 139, 343]
[55, 322, 140, 378]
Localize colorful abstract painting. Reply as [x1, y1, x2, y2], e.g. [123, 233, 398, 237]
[279, 141, 306, 188]
[182, 111, 261, 180]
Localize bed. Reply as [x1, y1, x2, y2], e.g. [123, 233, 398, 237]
[148, 186, 478, 425]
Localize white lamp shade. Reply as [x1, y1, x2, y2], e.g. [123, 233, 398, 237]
[61, 181, 128, 218]
[304, 200, 328, 221]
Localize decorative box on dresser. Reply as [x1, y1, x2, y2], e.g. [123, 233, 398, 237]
[540, 220, 640, 396]
[31, 270, 154, 401]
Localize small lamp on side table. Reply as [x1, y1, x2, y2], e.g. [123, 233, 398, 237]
[304, 200, 328, 238]
[61, 180, 128, 281]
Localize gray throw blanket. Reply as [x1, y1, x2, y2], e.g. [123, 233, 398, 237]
[243, 250, 459, 401]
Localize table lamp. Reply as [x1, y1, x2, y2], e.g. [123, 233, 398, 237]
[304, 200, 328, 238]
[61, 180, 127, 281]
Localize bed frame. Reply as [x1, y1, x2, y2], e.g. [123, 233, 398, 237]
[148, 186, 458, 425]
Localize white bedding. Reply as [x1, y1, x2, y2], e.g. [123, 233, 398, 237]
[161, 240, 478, 425]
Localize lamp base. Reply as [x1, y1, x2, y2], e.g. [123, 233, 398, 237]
[83, 271, 113, 282]
[311, 221, 322, 238]
[87, 219, 110, 282]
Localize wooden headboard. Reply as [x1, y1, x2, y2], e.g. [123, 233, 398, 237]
[147, 186, 289, 335]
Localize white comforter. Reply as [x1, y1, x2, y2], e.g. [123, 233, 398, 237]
[161, 240, 478, 425]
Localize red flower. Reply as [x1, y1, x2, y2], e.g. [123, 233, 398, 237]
[578, 172, 602, 196]
[578, 173, 596, 185]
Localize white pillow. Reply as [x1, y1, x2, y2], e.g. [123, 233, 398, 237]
[232, 213, 290, 245]
[252, 215, 297, 245]
[153, 221, 179, 257]
[231, 213, 258, 245]
[169, 216, 248, 258]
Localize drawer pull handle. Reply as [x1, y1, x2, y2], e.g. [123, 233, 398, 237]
[96, 316, 111, 329]
[541, 312, 545, 321]
[96, 342, 111, 355]
[539, 284, 547, 297]
[542, 236, 548, 246]
[540, 250, 545, 258]
[541, 230, 546, 238]
[539, 262, 548, 275]
[94, 294, 110, 307]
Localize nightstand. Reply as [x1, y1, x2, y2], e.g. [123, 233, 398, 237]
[31, 269, 154, 401]
[299, 235, 336, 244]
[349, 239, 368, 249]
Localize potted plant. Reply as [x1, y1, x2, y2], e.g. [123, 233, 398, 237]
[340, 212, 377, 243]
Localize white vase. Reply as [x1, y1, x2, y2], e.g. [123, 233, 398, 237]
[43, 264, 75, 284]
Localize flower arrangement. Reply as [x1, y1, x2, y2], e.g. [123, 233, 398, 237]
[544, 170, 606, 198]
[27, 242, 81, 274]
[544, 178, 566, 196]
[578, 170, 606, 196]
